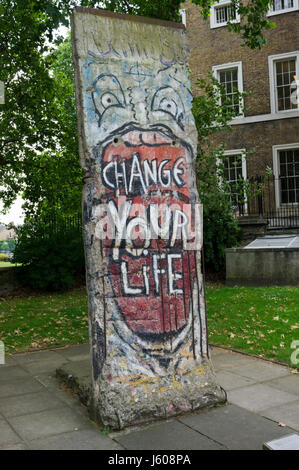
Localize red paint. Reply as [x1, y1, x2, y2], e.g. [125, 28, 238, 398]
[100, 132, 196, 336]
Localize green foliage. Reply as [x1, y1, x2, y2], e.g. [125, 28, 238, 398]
[102, 0, 182, 21]
[191, 0, 276, 49]
[0, 239, 15, 252]
[0, 0, 277, 219]
[193, 75, 244, 271]
[207, 285, 299, 368]
[12, 219, 85, 291]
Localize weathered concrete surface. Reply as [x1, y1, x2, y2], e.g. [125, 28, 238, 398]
[226, 247, 299, 286]
[72, 7, 225, 429]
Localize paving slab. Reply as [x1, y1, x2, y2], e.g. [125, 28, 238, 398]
[0, 443, 28, 450]
[20, 357, 70, 375]
[228, 361, 291, 382]
[0, 377, 45, 399]
[0, 391, 64, 418]
[260, 401, 299, 432]
[0, 365, 30, 382]
[0, 357, 18, 368]
[114, 420, 225, 450]
[13, 350, 67, 364]
[0, 418, 21, 447]
[29, 429, 123, 450]
[216, 370, 256, 391]
[179, 404, 294, 450]
[212, 352, 255, 371]
[33, 372, 62, 390]
[210, 347, 226, 357]
[228, 384, 299, 412]
[55, 344, 90, 362]
[264, 374, 299, 396]
[9, 406, 94, 441]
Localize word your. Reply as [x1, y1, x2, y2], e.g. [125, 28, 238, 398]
[94, 200, 202, 251]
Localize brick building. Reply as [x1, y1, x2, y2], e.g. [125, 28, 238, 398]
[182, 1, 299, 222]
[0, 224, 16, 242]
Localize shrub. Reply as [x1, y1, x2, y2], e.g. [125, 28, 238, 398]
[12, 219, 85, 291]
[0, 253, 10, 262]
[192, 75, 245, 271]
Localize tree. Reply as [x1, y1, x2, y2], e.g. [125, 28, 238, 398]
[0, 0, 281, 218]
[192, 75, 245, 271]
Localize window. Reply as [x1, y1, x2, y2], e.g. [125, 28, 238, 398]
[223, 151, 246, 206]
[276, 59, 297, 111]
[273, 144, 299, 206]
[218, 150, 247, 207]
[279, 149, 299, 204]
[212, 62, 244, 115]
[268, 0, 298, 15]
[210, 1, 240, 28]
[269, 52, 299, 114]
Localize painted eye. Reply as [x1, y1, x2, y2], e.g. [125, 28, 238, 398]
[101, 92, 120, 109]
[158, 97, 178, 118]
[151, 86, 185, 130]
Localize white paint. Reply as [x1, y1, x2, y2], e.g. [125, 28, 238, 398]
[170, 209, 189, 248]
[267, 0, 299, 16]
[121, 261, 143, 295]
[168, 254, 183, 295]
[210, 0, 240, 29]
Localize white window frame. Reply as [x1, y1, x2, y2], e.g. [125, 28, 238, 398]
[268, 51, 299, 114]
[210, 0, 240, 28]
[267, 0, 298, 17]
[272, 143, 299, 207]
[212, 61, 244, 117]
[222, 149, 247, 180]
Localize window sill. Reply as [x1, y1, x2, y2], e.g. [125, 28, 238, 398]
[267, 8, 298, 17]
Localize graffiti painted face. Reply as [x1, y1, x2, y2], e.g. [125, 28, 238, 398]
[99, 129, 197, 339]
[92, 70, 198, 346]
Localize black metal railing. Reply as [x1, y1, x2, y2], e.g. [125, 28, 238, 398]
[233, 175, 299, 229]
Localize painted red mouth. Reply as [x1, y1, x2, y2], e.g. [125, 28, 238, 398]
[100, 131, 196, 336]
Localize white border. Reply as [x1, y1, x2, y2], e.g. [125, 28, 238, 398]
[268, 50, 299, 114]
[267, 0, 298, 17]
[272, 142, 299, 207]
[210, 0, 240, 28]
[212, 61, 244, 117]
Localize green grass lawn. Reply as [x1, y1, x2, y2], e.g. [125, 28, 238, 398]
[206, 285, 299, 368]
[0, 261, 16, 267]
[0, 287, 89, 355]
[0, 285, 298, 368]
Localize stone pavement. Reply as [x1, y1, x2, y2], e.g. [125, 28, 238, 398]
[0, 344, 298, 450]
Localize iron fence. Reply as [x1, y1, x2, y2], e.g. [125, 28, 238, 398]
[234, 175, 299, 229]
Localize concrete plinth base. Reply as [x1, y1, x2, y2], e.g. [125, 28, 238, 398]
[57, 360, 226, 430]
